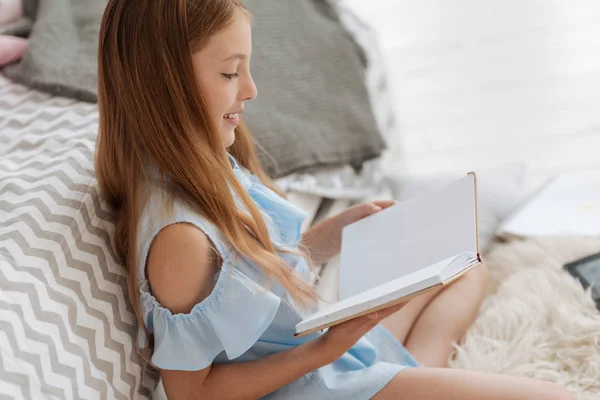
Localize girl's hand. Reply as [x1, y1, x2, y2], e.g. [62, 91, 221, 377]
[300, 200, 397, 265]
[335, 200, 397, 228]
[316, 301, 408, 363]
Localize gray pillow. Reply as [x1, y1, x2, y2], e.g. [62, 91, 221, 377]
[3, 0, 104, 102]
[243, 0, 386, 177]
[5, 0, 386, 178]
[274, 1, 399, 199]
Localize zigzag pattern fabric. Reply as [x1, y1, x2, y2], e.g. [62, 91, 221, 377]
[0, 75, 158, 399]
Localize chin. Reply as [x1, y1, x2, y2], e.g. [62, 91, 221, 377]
[223, 131, 236, 148]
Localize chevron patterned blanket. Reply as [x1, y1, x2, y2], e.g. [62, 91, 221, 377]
[0, 75, 158, 399]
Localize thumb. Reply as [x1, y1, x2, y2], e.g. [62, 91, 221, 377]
[367, 311, 378, 320]
[342, 203, 382, 225]
[367, 203, 382, 214]
[372, 200, 398, 210]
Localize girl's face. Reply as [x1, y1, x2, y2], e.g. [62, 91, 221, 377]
[192, 10, 257, 148]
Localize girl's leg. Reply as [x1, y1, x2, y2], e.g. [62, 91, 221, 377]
[373, 368, 575, 400]
[381, 264, 488, 367]
[380, 286, 440, 344]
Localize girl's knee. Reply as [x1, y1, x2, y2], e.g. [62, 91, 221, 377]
[550, 387, 576, 400]
[460, 262, 488, 297]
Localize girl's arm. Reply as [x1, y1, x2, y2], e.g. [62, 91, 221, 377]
[300, 200, 397, 265]
[148, 224, 333, 399]
[161, 336, 333, 400]
[148, 222, 406, 399]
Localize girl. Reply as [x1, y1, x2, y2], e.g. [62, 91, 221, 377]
[95, 1, 574, 399]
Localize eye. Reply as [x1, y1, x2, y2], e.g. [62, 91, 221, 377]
[222, 72, 240, 80]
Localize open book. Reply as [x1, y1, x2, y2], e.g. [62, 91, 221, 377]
[295, 173, 482, 337]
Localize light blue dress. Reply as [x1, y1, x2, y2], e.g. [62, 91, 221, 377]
[136, 154, 420, 399]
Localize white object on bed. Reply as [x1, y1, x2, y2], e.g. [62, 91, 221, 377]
[498, 173, 600, 237]
[387, 163, 528, 253]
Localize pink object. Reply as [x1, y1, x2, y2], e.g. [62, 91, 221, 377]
[0, 35, 28, 66]
[0, 0, 23, 25]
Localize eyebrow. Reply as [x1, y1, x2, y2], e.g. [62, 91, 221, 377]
[221, 53, 248, 62]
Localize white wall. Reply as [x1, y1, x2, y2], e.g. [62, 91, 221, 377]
[343, 0, 600, 189]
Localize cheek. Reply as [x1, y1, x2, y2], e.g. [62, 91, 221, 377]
[196, 76, 226, 115]
[211, 87, 236, 118]
[194, 75, 236, 122]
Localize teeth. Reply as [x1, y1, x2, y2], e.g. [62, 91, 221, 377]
[224, 113, 238, 119]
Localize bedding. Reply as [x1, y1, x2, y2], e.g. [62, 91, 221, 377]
[5, 0, 387, 178]
[0, 16, 31, 37]
[450, 236, 600, 399]
[273, 1, 398, 199]
[0, 75, 157, 399]
[3, 0, 104, 102]
[4, 0, 396, 200]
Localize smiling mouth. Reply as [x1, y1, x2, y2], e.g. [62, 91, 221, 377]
[223, 113, 240, 126]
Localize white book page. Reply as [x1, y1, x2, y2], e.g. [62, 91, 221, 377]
[296, 257, 454, 334]
[339, 174, 478, 300]
[499, 174, 600, 236]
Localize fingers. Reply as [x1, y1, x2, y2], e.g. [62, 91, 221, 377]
[329, 303, 406, 342]
[356, 313, 382, 335]
[371, 302, 406, 320]
[359, 302, 405, 324]
[361, 203, 382, 218]
[357, 202, 381, 215]
[367, 312, 378, 320]
[371, 200, 398, 209]
[335, 302, 407, 334]
[340, 200, 398, 226]
[348, 311, 384, 329]
[361, 200, 397, 217]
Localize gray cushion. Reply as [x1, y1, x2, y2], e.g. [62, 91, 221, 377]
[274, 2, 399, 198]
[0, 17, 33, 37]
[243, 0, 386, 177]
[4, 0, 105, 102]
[4, 0, 386, 178]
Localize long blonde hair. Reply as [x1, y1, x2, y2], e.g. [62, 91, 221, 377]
[96, 0, 316, 352]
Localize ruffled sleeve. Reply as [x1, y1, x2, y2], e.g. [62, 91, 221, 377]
[141, 261, 281, 371]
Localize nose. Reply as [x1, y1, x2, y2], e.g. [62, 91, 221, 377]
[240, 73, 258, 102]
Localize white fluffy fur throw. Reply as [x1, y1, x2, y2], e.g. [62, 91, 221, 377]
[449, 236, 600, 399]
